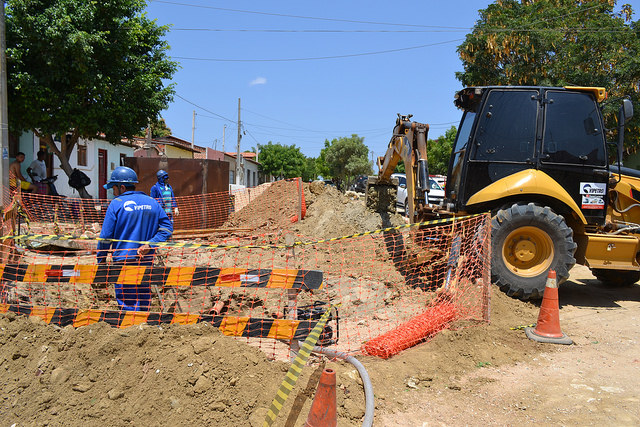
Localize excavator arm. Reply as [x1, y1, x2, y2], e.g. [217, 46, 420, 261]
[369, 114, 433, 221]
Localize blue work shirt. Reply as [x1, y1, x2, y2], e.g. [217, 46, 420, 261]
[150, 181, 177, 215]
[97, 191, 173, 263]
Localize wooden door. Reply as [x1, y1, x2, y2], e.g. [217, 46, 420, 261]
[98, 149, 107, 199]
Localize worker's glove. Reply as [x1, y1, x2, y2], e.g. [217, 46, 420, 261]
[174, 207, 179, 216]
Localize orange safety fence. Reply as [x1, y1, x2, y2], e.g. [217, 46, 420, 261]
[9, 179, 309, 236]
[0, 209, 490, 359]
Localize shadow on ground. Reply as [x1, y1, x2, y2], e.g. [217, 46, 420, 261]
[557, 275, 640, 309]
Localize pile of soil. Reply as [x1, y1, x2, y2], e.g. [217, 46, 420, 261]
[223, 180, 303, 235]
[223, 180, 406, 241]
[293, 181, 406, 240]
[0, 288, 538, 426]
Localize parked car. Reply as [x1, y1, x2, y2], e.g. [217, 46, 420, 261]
[391, 173, 445, 215]
[350, 175, 368, 193]
[430, 174, 446, 190]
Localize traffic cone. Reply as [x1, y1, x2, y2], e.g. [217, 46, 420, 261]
[525, 270, 572, 345]
[304, 368, 337, 427]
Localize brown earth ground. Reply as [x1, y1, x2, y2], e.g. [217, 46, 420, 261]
[1, 183, 639, 426]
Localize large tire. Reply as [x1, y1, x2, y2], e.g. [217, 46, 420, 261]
[492, 203, 576, 300]
[590, 268, 640, 286]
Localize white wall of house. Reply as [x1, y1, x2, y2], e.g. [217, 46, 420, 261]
[224, 154, 260, 187]
[23, 133, 134, 198]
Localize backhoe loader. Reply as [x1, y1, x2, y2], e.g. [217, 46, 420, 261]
[369, 86, 638, 300]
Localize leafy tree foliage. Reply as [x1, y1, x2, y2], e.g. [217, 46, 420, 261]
[427, 126, 457, 175]
[136, 117, 173, 139]
[323, 134, 372, 188]
[457, 0, 640, 147]
[257, 142, 306, 179]
[393, 126, 456, 175]
[302, 156, 318, 182]
[6, 0, 177, 197]
[315, 141, 331, 180]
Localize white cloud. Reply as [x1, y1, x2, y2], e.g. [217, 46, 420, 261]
[250, 77, 267, 86]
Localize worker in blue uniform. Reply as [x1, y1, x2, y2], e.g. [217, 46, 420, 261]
[150, 169, 178, 223]
[97, 166, 173, 311]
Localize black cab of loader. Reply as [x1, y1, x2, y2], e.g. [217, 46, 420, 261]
[443, 86, 637, 300]
[446, 86, 612, 224]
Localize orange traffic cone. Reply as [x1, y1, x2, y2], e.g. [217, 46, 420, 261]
[525, 270, 572, 345]
[304, 368, 337, 427]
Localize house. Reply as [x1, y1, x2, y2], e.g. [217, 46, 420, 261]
[8, 131, 134, 199]
[131, 135, 198, 159]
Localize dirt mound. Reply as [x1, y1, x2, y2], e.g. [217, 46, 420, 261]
[0, 288, 538, 426]
[223, 180, 301, 235]
[0, 312, 367, 426]
[294, 181, 406, 240]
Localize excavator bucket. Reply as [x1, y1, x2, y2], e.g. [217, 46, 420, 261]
[365, 175, 398, 214]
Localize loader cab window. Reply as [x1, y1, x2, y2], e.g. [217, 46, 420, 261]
[448, 111, 476, 195]
[542, 91, 605, 166]
[471, 90, 538, 162]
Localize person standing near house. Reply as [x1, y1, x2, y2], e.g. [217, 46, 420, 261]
[27, 150, 48, 194]
[150, 169, 179, 222]
[97, 166, 173, 311]
[9, 152, 35, 193]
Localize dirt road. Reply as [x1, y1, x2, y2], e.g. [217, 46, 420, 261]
[376, 265, 640, 426]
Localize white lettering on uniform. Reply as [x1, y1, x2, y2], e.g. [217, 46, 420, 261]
[123, 200, 152, 212]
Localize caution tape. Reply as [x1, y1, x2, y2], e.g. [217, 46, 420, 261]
[263, 305, 334, 427]
[0, 263, 323, 290]
[1, 213, 483, 250]
[0, 302, 327, 340]
[510, 324, 535, 331]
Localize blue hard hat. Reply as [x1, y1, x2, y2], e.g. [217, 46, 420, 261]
[157, 169, 169, 180]
[104, 166, 138, 189]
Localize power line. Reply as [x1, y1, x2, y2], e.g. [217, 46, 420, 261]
[151, 0, 468, 29]
[172, 28, 470, 33]
[173, 39, 462, 62]
[174, 94, 235, 123]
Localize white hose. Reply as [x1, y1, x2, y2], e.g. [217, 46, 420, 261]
[305, 343, 375, 427]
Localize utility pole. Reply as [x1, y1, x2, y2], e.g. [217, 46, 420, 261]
[0, 1, 9, 205]
[222, 124, 226, 153]
[191, 110, 195, 149]
[236, 98, 242, 185]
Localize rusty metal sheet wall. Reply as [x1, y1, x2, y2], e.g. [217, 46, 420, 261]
[123, 158, 230, 229]
[124, 158, 229, 196]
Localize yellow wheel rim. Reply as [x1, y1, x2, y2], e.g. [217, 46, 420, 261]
[502, 226, 554, 277]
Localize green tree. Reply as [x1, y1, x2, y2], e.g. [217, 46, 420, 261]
[137, 117, 173, 139]
[302, 156, 318, 182]
[323, 134, 372, 189]
[6, 0, 177, 198]
[394, 126, 455, 176]
[315, 141, 331, 179]
[427, 126, 457, 175]
[456, 0, 640, 146]
[257, 142, 306, 179]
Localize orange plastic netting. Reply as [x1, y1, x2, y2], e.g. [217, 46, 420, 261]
[1, 180, 489, 359]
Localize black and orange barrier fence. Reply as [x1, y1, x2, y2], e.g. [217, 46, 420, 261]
[0, 180, 490, 359]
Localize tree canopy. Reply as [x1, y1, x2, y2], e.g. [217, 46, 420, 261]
[6, 0, 177, 197]
[456, 0, 640, 146]
[257, 142, 306, 179]
[427, 126, 457, 175]
[321, 134, 372, 187]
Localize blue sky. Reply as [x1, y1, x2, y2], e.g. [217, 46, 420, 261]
[145, 0, 639, 161]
